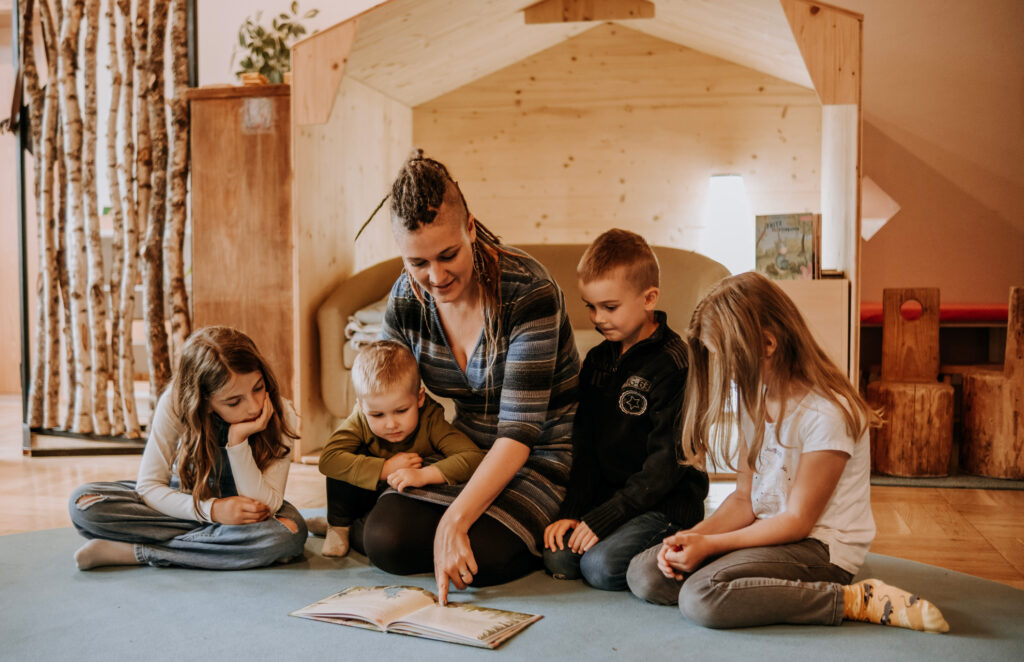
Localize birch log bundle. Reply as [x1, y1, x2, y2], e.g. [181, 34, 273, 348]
[18, 0, 192, 438]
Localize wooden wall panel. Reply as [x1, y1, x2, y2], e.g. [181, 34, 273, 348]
[781, 0, 861, 105]
[414, 24, 822, 266]
[624, 0, 813, 89]
[292, 77, 412, 454]
[190, 88, 294, 400]
[291, 19, 357, 126]
[344, 0, 588, 106]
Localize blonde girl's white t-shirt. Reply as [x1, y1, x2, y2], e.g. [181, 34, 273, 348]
[741, 391, 875, 574]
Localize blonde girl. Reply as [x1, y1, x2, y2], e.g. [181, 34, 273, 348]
[626, 273, 948, 633]
[69, 326, 307, 570]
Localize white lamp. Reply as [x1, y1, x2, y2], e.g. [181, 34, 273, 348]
[702, 174, 754, 275]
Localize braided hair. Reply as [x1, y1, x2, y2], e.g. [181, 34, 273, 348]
[390, 151, 510, 380]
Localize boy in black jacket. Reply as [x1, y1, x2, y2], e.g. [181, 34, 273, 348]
[544, 229, 709, 590]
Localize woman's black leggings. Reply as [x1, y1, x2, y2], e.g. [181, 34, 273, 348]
[351, 493, 539, 587]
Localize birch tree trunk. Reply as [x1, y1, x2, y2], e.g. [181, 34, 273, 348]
[54, 0, 76, 431]
[39, 0, 64, 429]
[134, 0, 163, 407]
[57, 124, 75, 429]
[142, 0, 171, 398]
[117, 0, 141, 438]
[58, 0, 94, 434]
[105, 0, 126, 435]
[165, 0, 191, 368]
[82, 0, 112, 435]
[20, 0, 46, 428]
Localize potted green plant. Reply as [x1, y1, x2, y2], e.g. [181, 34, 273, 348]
[234, 1, 319, 84]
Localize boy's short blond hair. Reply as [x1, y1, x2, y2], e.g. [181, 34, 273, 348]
[351, 340, 421, 398]
[577, 228, 660, 292]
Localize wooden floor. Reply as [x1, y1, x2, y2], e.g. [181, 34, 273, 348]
[2, 395, 1022, 590]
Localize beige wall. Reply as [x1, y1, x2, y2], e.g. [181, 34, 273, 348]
[837, 0, 1024, 303]
[415, 24, 822, 269]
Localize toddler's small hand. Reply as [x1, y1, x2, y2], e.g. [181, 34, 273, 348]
[388, 467, 428, 492]
[380, 452, 423, 479]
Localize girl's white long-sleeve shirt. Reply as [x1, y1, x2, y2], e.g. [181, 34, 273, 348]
[135, 390, 296, 523]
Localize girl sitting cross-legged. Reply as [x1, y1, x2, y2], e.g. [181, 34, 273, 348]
[69, 326, 308, 570]
[626, 272, 949, 634]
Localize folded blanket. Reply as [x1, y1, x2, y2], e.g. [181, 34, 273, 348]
[345, 296, 389, 352]
[353, 297, 388, 325]
[345, 322, 381, 350]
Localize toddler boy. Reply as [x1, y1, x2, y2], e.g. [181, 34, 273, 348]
[544, 229, 709, 590]
[313, 340, 485, 556]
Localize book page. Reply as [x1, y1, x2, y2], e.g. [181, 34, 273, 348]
[390, 601, 541, 648]
[292, 586, 436, 629]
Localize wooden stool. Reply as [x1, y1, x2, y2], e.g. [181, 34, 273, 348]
[866, 288, 954, 476]
[961, 287, 1024, 478]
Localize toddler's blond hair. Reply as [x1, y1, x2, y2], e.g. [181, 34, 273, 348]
[352, 340, 421, 398]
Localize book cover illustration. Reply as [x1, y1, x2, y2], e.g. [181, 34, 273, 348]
[755, 213, 820, 280]
[290, 585, 542, 649]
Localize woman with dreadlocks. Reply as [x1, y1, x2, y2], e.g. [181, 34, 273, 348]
[354, 152, 579, 602]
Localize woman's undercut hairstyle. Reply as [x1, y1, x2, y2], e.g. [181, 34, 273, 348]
[390, 150, 468, 231]
[578, 228, 660, 292]
[678, 272, 880, 473]
[352, 340, 422, 399]
[172, 326, 295, 517]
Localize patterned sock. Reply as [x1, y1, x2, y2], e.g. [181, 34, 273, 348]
[322, 526, 350, 557]
[306, 516, 328, 536]
[843, 579, 949, 633]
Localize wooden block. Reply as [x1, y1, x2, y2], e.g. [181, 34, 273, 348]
[866, 380, 953, 477]
[524, 0, 655, 24]
[881, 287, 941, 383]
[960, 286, 1023, 479]
[1005, 286, 1023, 383]
[962, 371, 1024, 479]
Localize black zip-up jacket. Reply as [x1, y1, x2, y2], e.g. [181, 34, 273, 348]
[559, 311, 709, 538]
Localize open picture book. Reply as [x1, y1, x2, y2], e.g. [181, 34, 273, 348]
[290, 585, 542, 649]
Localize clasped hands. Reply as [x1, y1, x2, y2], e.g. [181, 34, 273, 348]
[657, 530, 713, 580]
[211, 495, 271, 525]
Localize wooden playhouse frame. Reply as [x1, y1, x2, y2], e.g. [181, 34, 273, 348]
[287, 0, 863, 454]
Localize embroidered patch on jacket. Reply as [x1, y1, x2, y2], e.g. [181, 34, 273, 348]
[623, 375, 652, 392]
[619, 390, 648, 415]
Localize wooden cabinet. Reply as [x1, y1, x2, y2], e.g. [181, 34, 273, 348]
[188, 85, 294, 400]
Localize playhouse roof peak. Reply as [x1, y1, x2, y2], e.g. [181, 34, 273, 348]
[301, 0, 816, 108]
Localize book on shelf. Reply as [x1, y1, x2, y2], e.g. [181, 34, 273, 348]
[290, 585, 542, 649]
[755, 213, 821, 280]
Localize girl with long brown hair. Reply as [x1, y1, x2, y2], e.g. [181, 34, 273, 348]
[627, 272, 949, 633]
[69, 326, 307, 570]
